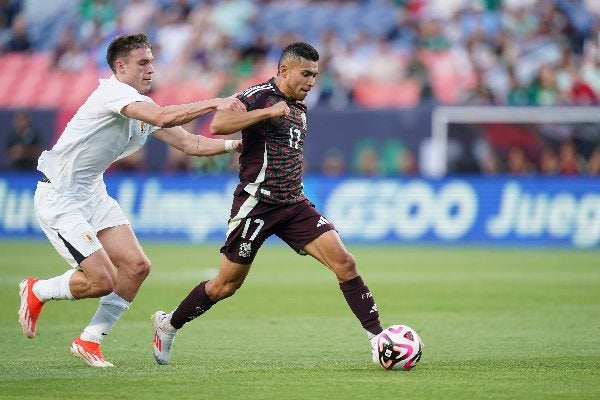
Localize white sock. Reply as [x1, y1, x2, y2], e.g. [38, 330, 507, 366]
[366, 329, 376, 341]
[80, 292, 130, 343]
[32, 269, 75, 302]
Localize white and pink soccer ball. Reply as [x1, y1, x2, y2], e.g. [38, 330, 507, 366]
[376, 324, 423, 371]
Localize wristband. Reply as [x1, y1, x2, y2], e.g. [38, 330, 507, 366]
[224, 140, 235, 153]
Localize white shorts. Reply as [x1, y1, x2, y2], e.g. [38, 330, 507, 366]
[34, 181, 130, 268]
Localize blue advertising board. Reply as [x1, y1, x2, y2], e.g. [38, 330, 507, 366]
[0, 173, 598, 248]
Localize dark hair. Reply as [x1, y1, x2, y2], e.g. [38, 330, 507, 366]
[106, 33, 152, 73]
[278, 42, 319, 71]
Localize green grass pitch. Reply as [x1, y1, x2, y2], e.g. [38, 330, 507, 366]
[0, 240, 599, 399]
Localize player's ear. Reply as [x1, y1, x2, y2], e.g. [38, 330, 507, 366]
[115, 58, 125, 74]
[279, 63, 288, 78]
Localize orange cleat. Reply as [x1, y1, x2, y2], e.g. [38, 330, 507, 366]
[70, 336, 114, 367]
[18, 278, 44, 339]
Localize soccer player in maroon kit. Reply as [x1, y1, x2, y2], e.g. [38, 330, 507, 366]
[152, 42, 384, 365]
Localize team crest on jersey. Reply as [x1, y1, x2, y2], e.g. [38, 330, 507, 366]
[139, 121, 148, 134]
[82, 231, 96, 246]
[239, 242, 252, 258]
[301, 112, 307, 129]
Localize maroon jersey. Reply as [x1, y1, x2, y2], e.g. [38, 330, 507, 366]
[236, 78, 307, 204]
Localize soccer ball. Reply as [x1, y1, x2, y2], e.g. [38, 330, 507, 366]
[376, 324, 423, 371]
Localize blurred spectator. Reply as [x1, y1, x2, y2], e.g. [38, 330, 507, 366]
[366, 38, 404, 84]
[352, 139, 380, 176]
[538, 146, 559, 175]
[51, 28, 88, 71]
[463, 69, 497, 105]
[473, 137, 501, 175]
[2, 12, 30, 52]
[5, 110, 43, 170]
[212, 0, 256, 38]
[568, 70, 598, 105]
[528, 65, 562, 106]
[557, 140, 583, 174]
[479, 150, 501, 175]
[0, 0, 20, 35]
[506, 146, 533, 175]
[191, 153, 231, 174]
[155, 3, 193, 64]
[0, 0, 17, 18]
[405, 56, 434, 100]
[321, 148, 346, 177]
[119, 0, 157, 33]
[225, 151, 240, 174]
[416, 17, 451, 52]
[380, 139, 417, 176]
[79, 0, 117, 38]
[165, 146, 191, 172]
[586, 145, 600, 175]
[506, 67, 530, 105]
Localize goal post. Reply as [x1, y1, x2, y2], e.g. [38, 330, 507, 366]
[429, 106, 600, 176]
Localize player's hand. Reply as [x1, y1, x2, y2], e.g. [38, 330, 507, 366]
[269, 101, 290, 118]
[232, 139, 243, 153]
[216, 96, 246, 112]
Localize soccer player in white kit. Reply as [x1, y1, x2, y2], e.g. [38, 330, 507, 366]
[17, 33, 245, 367]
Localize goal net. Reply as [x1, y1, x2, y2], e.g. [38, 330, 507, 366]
[425, 106, 600, 176]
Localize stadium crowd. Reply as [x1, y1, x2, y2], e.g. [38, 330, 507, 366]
[1, 0, 600, 176]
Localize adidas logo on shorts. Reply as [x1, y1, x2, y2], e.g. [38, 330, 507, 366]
[316, 216, 330, 228]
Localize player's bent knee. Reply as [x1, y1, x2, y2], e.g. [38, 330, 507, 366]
[332, 252, 358, 281]
[345, 252, 357, 268]
[338, 251, 356, 271]
[131, 257, 151, 280]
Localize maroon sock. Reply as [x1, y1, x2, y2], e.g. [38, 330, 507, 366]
[339, 275, 383, 335]
[170, 281, 216, 329]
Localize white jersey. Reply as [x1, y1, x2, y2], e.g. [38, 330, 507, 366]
[37, 75, 160, 199]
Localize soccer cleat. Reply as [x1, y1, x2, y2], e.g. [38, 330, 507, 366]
[70, 336, 114, 367]
[152, 311, 177, 365]
[18, 277, 44, 338]
[370, 334, 380, 364]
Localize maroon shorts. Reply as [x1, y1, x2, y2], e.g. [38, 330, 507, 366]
[220, 191, 336, 264]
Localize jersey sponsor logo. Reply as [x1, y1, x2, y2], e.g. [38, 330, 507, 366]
[316, 216, 330, 228]
[82, 231, 96, 246]
[239, 242, 252, 258]
[301, 112, 307, 129]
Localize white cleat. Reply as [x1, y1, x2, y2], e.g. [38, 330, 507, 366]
[70, 336, 114, 367]
[371, 334, 380, 364]
[152, 311, 177, 365]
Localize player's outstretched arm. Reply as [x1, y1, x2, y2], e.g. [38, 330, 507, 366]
[153, 126, 242, 156]
[210, 101, 290, 135]
[122, 97, 244, 128]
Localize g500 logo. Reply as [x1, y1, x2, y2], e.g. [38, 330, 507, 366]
[325, 180, 477, 241]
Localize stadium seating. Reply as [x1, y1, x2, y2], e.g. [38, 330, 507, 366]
[353, 79, 421, 108]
